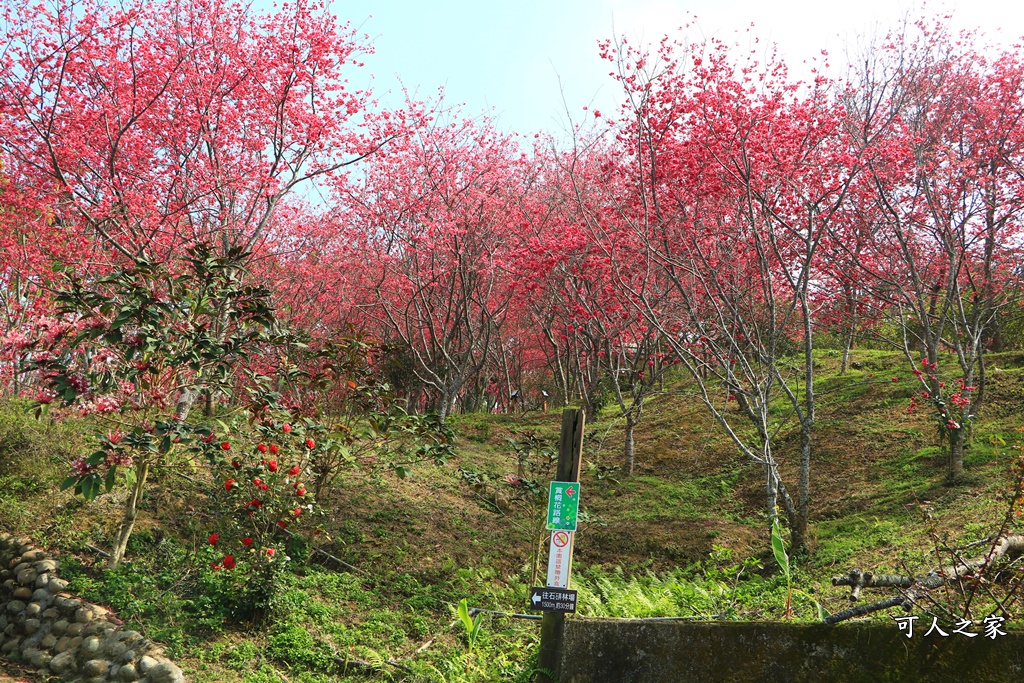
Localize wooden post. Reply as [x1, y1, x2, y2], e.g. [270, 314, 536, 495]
[537, 408, 585, 682]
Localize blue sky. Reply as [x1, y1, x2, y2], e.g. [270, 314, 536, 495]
[334, 0, 1024, 137]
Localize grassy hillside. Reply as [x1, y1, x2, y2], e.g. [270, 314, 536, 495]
[1, 350, 1022, 682]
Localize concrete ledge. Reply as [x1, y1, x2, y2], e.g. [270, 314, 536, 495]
[559, 619, 1024, 683]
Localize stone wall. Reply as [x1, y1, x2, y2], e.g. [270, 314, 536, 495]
[559, 618, 1024, 683]
[0, 534, 186, 683]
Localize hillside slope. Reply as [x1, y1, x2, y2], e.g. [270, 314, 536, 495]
[0, 350, 1022, 682]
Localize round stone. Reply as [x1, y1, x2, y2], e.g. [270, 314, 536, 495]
[104, 640, 129, 661]
[78, 635, 102, 660]
[118, 663, 140, 681]
[12, 586, 32, 600]
[65, 622, 84, 637]
[5, 600, 26, 615]
[16, 568, 38, 585]
[82, 659, 110, 677]
[136, 655, 158, 674]
[48, 649, 77, 676]
[48, 577, 69, 593]
[33, 559, 58, 572]
[149, 661, 186, 683]
[30, 649, 51, 669]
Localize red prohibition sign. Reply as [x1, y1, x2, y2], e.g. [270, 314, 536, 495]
[552, 531, 570, 548]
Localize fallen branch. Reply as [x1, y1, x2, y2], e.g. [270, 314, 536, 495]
[826, 534, 1024, 624]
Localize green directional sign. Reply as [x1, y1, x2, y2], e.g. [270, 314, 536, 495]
[546, 481, 581, 531]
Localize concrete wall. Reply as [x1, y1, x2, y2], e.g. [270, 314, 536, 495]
[0, 534, 187, 683]
[559, 619, 1024, 683]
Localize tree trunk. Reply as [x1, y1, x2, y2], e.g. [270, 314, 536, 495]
[109, 461, 150, 569]
[948, 440, 965, 482]
[795, 418, 812, 554]
[623, 418, 636, 475]
[841, 327, 854, 374]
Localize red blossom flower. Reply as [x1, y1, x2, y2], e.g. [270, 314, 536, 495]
[224, 479, 235, 491]
[221, 441, 231, 451]
[208, 533, 219, 546]
[288, 465, 300, 476]
[277, 520, 288, 530]
[296, 487, 306, 497]
[270, 444, 280, 455]
[304, 438, 315, 449]
[222, 555, 236, 570]
[232, 460, 242, 469]
[268, 460, 278, 473]
[282, 424, 292, 433]
[257, 443, 268, 453]
[266, 548, 275, 557]
[242, 537, 253, 547]
[293, 507, 302, 517]
[210, 562, 221, 571]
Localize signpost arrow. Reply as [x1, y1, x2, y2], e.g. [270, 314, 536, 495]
[529, 586, 578, 614]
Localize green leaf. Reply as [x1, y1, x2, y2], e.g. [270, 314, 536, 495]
[60, 475, 80, 491]
[87, 450, 107, 466]
[457, 598, 474, 635]
[105, 466, 117, 493]
[82, 474, 100, 501]
[771, 518, 789, 577]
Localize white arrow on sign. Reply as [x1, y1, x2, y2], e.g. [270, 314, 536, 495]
[532, 592, 542, 605]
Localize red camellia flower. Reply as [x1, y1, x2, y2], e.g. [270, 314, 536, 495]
[242, 536, 253, 547]
[249, 498, 262, 508]
[293, 507, 302, 517]
[253, 477, 263, 487]
[232, 460, 242, 469]
[224, 479, 235, 491]
[288, 465, 300, 476]
[304, 438, 315, 449]
[266, 548, 275, 557]
[277, 520, 288, 530]
[269, 444, 280, 455]
[222, 555, 236, 570]
[221, 441, 231, 450]
[257, 443, 268, 453]
[296, 487, 306, 497]
[210, 562, 221, 571]
[208, 533, 219, 546]
[268, 460, 278, 473]
[282, 424, 292, 433]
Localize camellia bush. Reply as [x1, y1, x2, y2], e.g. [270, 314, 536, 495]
[22, 245, 280, 568]
[198, 416, 326, 619]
